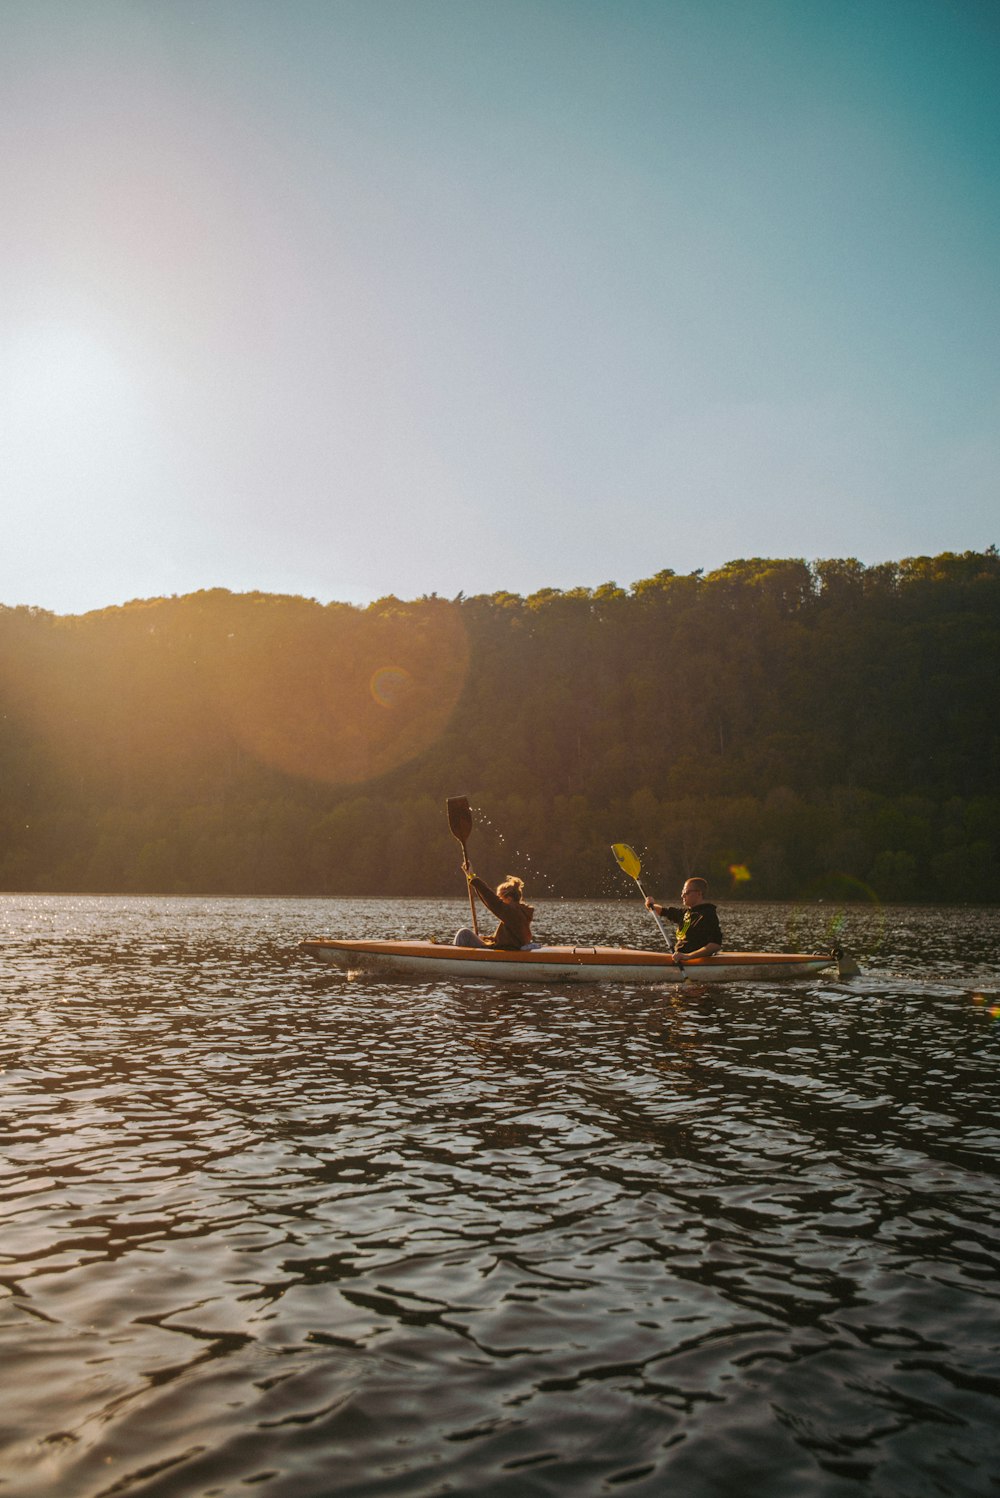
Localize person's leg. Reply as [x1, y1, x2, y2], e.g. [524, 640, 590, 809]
[454, 927, 488, 948]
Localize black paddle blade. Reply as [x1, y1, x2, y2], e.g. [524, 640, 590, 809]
[446, 796, 473, 844]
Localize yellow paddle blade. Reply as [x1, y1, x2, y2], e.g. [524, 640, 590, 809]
[611, 843, 642, 880]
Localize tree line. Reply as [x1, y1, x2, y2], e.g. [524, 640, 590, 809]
[0, 550, 997, 901]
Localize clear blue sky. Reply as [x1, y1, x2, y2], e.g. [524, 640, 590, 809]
[2, 0, 997, 614]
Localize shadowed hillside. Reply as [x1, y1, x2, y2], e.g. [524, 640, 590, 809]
[1, 552, 997, 900]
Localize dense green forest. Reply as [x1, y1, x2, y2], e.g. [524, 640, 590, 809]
[1, 551, 997, 901]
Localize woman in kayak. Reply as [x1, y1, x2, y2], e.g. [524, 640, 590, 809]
[455, 865, 537, 949]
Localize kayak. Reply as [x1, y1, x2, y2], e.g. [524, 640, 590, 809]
[299, 938, 840, 984]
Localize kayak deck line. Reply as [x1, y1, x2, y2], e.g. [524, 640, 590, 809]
[299, 938, 838, 984]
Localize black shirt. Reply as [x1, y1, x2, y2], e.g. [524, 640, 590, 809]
[663, 902, 723, 953]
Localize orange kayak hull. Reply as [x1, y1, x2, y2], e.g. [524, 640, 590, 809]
[299, 939, 837, 984]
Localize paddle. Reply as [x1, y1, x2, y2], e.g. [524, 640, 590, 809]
[447, 796, 479, 936]
[611, 843, 683, 970]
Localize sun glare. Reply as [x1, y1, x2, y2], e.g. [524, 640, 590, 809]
[3, 319, 148, 486]
[209, 599, 471, 786]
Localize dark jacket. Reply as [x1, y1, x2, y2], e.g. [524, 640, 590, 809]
[470, 876, 535, 949]
[663, 902, 723, 953]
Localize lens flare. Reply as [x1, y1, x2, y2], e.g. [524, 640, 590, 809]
[370, 666, 412, 707]
[0, 594, 471, 790]
[728, 862, 752, 885]
[972, 993, 1000, 1021]
[208, 595, 471, 786]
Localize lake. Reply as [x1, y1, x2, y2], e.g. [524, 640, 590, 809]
[1, 894, 998, 1497]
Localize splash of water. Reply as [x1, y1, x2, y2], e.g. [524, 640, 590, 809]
[470, 811, 560, 897]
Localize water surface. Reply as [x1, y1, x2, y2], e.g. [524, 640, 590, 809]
[1, 895, 998, 1497]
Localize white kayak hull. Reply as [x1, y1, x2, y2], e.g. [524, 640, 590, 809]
[299, 939, 837, 984]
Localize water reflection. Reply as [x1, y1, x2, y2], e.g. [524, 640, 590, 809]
[0, 896, 998, 1497]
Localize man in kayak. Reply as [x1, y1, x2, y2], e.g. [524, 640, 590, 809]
[455, 865, 537, 949]
[646, 878, 723, 964]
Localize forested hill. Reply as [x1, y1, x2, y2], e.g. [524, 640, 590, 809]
[1, 551, 997, 901]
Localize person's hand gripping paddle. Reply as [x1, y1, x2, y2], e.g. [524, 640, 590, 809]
[611, 843, 685, 976]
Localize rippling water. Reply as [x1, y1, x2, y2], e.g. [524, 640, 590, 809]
[2, 894, 998, 1497]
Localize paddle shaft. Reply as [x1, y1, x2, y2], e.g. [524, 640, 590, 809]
[460, 841, 479, 935]
[634, 877, 683, 967]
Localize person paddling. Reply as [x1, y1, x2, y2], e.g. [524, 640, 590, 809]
[456, 865, 537, 949]
[646, 877, 723, 964]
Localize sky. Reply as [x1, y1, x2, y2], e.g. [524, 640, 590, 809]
[2, 0, 998, 616]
